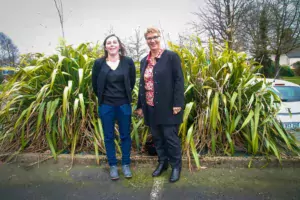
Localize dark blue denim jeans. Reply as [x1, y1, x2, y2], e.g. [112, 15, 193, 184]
[98, 104, 132, 166]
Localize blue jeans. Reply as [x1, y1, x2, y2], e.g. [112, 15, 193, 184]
[98, 104, 132, 166]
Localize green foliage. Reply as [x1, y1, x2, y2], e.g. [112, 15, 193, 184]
[280, 65, 295, 77]
[0, 41, 147, 164]
[282, 76, 300, 85]
[0, 38, 299, 168]
[0, 42, 105, 162]
[170, 37, 299, 162]
[293, 61, 300, 76]
[0, 73, 3, 84]
[254, 59, 275, 78]
[258, 62, 296, 78]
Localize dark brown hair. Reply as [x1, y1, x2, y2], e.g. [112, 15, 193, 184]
[103, 34, 126, 59]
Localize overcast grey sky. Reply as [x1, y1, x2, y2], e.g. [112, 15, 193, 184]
[0, 0, 205, 54]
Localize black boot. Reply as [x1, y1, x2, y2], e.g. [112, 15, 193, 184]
[169, 167, 181, 183]
[152, 162, 168, 177]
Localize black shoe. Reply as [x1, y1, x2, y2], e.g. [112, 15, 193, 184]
[169, 167, 181, 183]
[152, 162, 168, 177]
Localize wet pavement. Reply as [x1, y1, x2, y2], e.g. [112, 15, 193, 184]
[0, 161, 300, 200]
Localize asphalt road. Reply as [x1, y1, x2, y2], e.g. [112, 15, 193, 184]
[1, 161, 300, 200]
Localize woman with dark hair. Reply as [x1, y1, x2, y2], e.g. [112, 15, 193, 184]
[92, 34, 136, 180]
[135, 27, 184, 183]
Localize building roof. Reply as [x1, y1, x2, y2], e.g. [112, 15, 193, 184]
[286, 48, 300, 58]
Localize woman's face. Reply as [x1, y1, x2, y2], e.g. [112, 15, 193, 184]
[146, 32, 161, 51]
[105, 36, 120, 56]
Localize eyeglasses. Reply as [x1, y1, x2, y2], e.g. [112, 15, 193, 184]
[146, 36, 160, 41]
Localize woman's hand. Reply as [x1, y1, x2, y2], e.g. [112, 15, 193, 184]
[173, 107, 182, 115]
[134, 108, 144, 117]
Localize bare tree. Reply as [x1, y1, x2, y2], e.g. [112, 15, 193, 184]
[0, 32, 19, 67]
[268, 0, 300, 73]
[192, 0, 253, 50]
[243, 1, 264, 53]
[178, 33, 188, 48]
[126, 27, 147, 62]
[242, 0, 274, 77]
[177, 32, 196, 51]
[53, 0, 65, 38]
[104, 26, 115, 37]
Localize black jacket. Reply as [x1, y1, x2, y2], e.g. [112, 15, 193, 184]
[92, 56, 136, 105]
[137, 50, 184, 125]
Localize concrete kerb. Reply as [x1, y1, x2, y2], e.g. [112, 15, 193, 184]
[6, 153, 300, 168]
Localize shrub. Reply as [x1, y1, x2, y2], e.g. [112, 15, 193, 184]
[279, 65, 295, 77]
[170, 38, 299, 163]
[293, 61, 300, 76]
[0, 38, 298, 168]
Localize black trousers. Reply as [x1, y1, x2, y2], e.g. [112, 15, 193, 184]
[147, 105, 182, 168]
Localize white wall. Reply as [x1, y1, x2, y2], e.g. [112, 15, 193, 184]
[290, 58, 300, 65]
[271, 54, 290, 65]
[271, 55, 300, 66]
